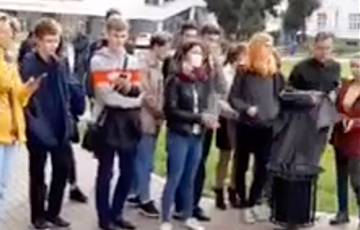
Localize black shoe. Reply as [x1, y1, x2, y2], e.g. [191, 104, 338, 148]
[127, 196, 141, 207]
[172, 212, 183, 221]
[139, 201, 160, 218]
[193, 208, 211, 222]
[228, 187, 240, 208]
[70, 187, 88, 203]
[32, 219, 51, 230]
[214, 188, 227, 210]
[47, 216, 71, 228]
[329, 212, 350, 225]
[99, 223, 117, 230]
[114, 218, 136, 230]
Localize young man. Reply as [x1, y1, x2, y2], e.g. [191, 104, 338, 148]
[162, 21, 199, 80]
[91, 16, 142, 230]
[174, 23, 227, 222]
[128, 33, 171, 217]
[20, 18, 84, 230]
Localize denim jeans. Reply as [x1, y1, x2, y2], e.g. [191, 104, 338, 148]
[0, 144, 17, 219]
[133, 134, 157, 203]
[161, 131, 203, 222]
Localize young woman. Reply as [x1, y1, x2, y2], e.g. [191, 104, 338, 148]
[160, 41, 218, 230]
[214, 43, 247, 210]
[0, 13, 39, 221]
[229, 32, 283, 223]
[331, 55, 360, 229]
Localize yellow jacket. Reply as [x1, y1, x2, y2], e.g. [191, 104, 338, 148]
[0, 48, 30, 144]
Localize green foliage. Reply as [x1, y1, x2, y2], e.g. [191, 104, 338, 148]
[283, 0, 321, 31]
[205, 0, 282, 39]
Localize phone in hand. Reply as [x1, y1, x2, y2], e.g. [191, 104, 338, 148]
[38, 73, 48, 81]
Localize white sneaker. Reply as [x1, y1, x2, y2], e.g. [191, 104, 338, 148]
[159, 222, 173, 230]
[243, 208, 256, 224]
[184, 218, 205, 230]
[252, 204, 271, 222]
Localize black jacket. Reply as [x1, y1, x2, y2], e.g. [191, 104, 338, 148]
[229, 71, 284, 127]
[164, 74, 213, 136]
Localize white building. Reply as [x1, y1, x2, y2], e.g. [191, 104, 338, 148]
[306, 0, 360, 41]
[0, 0, 208, 38]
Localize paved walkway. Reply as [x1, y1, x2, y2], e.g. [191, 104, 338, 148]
[0, 145, 357, 230]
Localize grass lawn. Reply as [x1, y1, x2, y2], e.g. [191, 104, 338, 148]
[154, 59, 357, 215]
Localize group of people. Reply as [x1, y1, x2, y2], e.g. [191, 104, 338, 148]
[0, 6, 359, 230]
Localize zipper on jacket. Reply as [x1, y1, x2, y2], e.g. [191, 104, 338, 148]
[192, 84, 201, 134]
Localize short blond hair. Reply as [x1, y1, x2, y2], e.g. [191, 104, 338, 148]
[106, 16, 129, 32]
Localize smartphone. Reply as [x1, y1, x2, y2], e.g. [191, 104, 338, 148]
[38, 73, 48, 80]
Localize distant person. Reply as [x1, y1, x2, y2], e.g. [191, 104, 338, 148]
[162, 21, 199, 80]
[72, 22, 90, 84]
[0, 13, 39, 221]
[18, 31, 35, 63]
[127, 33, 171, 218]
[213, 43, 247, 210]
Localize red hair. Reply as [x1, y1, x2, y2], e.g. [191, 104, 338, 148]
[245, 32, 277, 77]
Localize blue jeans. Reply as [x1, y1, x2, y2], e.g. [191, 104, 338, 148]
[161, 132, 203, 222]
[0, 144, 17, 219]
[133, 134, 157, 203]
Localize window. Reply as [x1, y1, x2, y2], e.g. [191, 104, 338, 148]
[317, 13, 327, 30]
[349, 13, 360, 30]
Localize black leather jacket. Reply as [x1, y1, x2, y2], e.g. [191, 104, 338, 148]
[164, 74, 213, 136]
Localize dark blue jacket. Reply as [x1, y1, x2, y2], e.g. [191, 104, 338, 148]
[20, 52, 85, 149]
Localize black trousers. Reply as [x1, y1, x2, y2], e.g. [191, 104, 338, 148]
[68, 146, 77, 185]
[28, 142, 72, 223]
[175, 129, 213, 213]
[235, 124, 272, 207]
[95, 143, 136, 225]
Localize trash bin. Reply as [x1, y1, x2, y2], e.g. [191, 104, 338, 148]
[270, 174, 318, 229]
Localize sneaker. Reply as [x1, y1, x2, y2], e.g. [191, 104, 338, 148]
[127, 196, 141, 207]
[139, 201, 160, 218]
[329, 212, 350, 225]
[159, 222, 173, 230]
[252, 204, 270, 222]
[70, 187, 88, 203]
[99, 223, 117, 230]
[46, 216, 71, 228]
[184, 218, 205, 230]
[243, 208, 256, 224]
[31, 219, 51, 230]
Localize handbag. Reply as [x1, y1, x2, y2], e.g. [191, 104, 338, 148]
[81, 54, 129, 152]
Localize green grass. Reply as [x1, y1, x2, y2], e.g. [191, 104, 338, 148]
[154, 60, 357, 215]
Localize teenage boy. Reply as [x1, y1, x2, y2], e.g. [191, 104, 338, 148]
[128, 33, 171, 218]
[20, 18, 84, 230]
[91, 16, 142, 230]
[162, 21, 199, 80]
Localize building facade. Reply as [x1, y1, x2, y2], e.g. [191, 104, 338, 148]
[306, 0, 360, 42]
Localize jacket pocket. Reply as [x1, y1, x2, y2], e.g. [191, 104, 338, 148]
[25, 111, 58, 148]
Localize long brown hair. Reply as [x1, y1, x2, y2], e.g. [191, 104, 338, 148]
[245, 32, 277, 77]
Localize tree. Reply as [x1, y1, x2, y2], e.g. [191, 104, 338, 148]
[205, 0, 281, 39]
[283, 0, 321, 42]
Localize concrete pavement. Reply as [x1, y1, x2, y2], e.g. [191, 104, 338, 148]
[0, 145, 357, 230]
